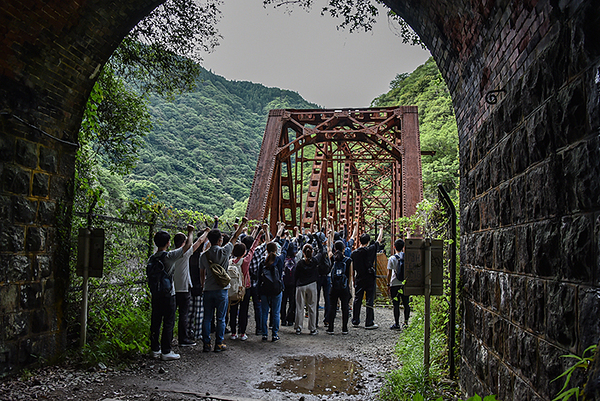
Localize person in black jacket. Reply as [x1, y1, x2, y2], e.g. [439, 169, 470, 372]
[294, 242, 320, 335]
[257, 222, 288, 342]
[326, 240, 353, 335]
[351, 225, 383, 330]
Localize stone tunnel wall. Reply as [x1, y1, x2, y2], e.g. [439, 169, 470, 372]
[386, 0, 600, 399]
[0, 0, 163, 375]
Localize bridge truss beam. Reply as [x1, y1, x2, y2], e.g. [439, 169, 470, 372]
[247, 107, 424, 245]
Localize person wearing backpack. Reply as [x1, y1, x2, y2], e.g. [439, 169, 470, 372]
[387, 238, 410, 329]
[351, 225, 384, 330]
[226, 242, 246, 340]
[326, 240, 353, 335]
[313, 222, 332, 328]
[200, 217, 248, 352]
[257, 222, 288, 342]
[281, 230, 300, 326]
[232, 226, 263, 341]
[147, 224, 197, 361]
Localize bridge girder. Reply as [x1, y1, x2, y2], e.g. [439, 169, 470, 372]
[247, 107, 424, 243]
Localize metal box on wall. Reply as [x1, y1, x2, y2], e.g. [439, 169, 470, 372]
[76, 228, 105, 278]
[403, 238, 444, 296]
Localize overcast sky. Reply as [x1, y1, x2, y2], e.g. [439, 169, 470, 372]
[200, 1, 431, 109]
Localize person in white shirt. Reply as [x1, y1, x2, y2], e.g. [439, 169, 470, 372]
[172, 227, 209, 347]
[387, 238, 410, 329]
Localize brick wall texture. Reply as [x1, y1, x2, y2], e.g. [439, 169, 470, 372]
[0, 0, 162, 375]
[0, 0, 599, 399]
[386, 0, 600, 399]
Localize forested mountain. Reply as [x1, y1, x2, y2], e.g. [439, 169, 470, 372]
[123, 67, 318, 215]
[372, 57, 459, 200]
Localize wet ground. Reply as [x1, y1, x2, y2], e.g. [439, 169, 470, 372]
[0, 305, 403, 401]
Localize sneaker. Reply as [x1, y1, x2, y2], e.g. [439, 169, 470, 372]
[230, 334, 238, 340]
[310, 330, 318, 336]
[365, 323, 379, 330]
[272, 335, 280, 342]
[239, 334, 248, 341]
[203, 343, 212, 352]
[326, 330, 334, 335]
[262, 336, 268, 341]
[295, 328, 302, 335]
[161, 351, 180, 361]
[179, 339, 196, 347]
[390, 324, 401, 330]
[352, 321, 360, 327]
[150, 350, 161, 359]
[318, 305, 324, 310]
[324, 321, 329, 327]
[342, 330, 349, 335]
[214, 343, 227, 352]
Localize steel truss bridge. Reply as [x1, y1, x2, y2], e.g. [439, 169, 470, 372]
[246, 106, 425, 247]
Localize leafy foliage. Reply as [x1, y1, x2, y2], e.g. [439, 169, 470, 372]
[264, 0, 423, 43]
[76, 0, 223, 216]
[552, 345, 598, 401]
[82, 289, 151, 365]
[372, 57, 459, 202]
[126, 66, 318, 216]
[111, 0, 221, 97]
[379, 295, 448, 400]
[80, 68, 152, 176]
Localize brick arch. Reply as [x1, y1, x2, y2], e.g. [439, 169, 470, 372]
[1, 1, 600, 400]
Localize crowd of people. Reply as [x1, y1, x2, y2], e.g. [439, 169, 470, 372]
[146, 216, 410, 361]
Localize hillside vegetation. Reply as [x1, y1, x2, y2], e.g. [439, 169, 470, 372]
[372, 57, 459, 200]
[119, 67, 318, 215]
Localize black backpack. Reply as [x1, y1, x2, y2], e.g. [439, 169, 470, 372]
[146, 251, 172, 297]
[394, 252, 405, 282]
[315, 246, 332, 276]
[282, 257, 296, 287]
[259, 261, 283, 296]
[331, 257, 350, 291]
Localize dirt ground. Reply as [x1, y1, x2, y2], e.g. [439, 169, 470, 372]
[0, 306, 404, 401]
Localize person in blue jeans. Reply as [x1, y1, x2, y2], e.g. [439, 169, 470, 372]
[258, 222, 288, 342]
[200, 217, 247, 352]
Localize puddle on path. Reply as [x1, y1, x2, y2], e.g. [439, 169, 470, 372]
[258, 355, 363, 396]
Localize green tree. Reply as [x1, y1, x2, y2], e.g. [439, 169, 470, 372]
[75, 0, 222, 214]
[110, 0, 221, 97]
[264, 0, 423, 46]
[372, 58, 459, 201]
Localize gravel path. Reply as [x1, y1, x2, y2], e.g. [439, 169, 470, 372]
[0, 305, 403, 401]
